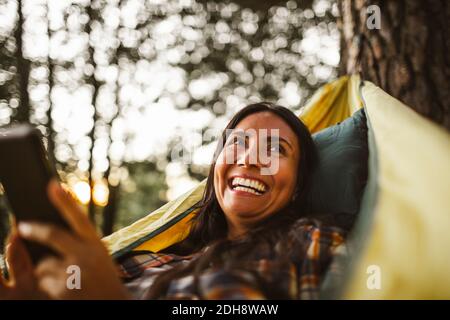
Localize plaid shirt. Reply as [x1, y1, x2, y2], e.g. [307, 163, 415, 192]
[117, 219, 347, 300]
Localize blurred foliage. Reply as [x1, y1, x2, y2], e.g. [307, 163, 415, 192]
[114, 161, 167, 230]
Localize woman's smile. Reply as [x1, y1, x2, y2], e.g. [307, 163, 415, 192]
[227, 174, 269, 197]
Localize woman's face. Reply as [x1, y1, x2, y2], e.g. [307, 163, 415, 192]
[214, 111, 300, 238]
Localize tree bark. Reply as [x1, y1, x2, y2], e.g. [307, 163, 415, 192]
[46, 1, 56, 166]
[85, 3, 101, 222]
[338, 0, 449, 129]
[101, 183, 120, 236]
[14, 0, 30, 123]
[101, 47, 122, 236]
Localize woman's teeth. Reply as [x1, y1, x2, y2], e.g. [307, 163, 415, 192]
[233, 186, 262, 195]
[230, 177, 267, 195]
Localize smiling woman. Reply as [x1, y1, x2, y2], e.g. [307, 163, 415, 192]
[0, 102, 347, 300]
[118, 102, 348, 300]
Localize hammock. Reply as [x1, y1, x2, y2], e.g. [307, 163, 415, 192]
[103, 75, 450, 299]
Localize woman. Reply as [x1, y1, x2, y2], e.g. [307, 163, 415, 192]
[0, 102, 346, 299]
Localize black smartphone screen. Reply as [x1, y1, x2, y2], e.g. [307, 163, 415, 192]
[0, 124, 69, 264]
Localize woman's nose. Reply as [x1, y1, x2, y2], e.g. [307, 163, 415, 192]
[236, 140, 262, 168]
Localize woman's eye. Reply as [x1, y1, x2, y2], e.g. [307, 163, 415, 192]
[269, 144, 285, 154]
[226, 136, 244, 147]
[233, 136, 245, 146]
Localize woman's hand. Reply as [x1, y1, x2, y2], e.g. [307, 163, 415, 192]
[16, 179, 129, 300]
[0, 228, 47, 299]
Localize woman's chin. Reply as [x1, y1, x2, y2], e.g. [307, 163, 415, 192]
[223, 201, 265, 218]
[221, 189, 270, 219]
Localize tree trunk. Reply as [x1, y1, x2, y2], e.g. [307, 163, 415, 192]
[85, 3, 100, 222]
[101, 47, 122, 235]
[99, 0, 123, 235]
[14, 0, 30, 123]
[338, 0, 449, 129]
[46, 1, 56, 166]
[101, 183, 120, 236]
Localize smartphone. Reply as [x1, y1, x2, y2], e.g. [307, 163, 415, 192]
[0, 124, 69, 264]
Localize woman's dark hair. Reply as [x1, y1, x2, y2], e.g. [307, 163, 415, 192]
[145, 102, 318, 299]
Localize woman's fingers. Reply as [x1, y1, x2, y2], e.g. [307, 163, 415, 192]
[34, 256, 67, 298]
[47, 179, 98, 240]
[34, 256, 64, 281]
[17, 222, 77, 256]
[0, 231, 34, 298]
[5, 232, 34, 287]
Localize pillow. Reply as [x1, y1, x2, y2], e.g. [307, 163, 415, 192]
[301, 109, 369, 230]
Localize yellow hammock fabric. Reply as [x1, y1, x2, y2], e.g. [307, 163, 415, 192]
[102, 75, 450, 299]
[343, 81, 450, 299]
